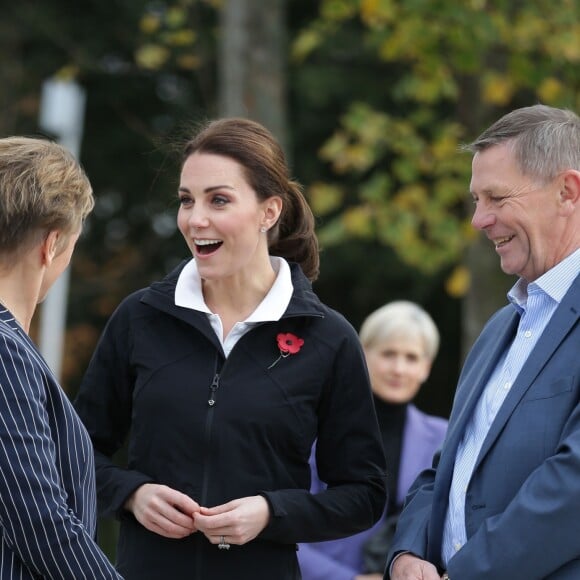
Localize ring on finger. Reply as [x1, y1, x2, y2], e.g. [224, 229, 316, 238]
[218, 535, 231, 550]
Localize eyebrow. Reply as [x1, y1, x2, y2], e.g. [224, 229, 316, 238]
[178, 185, 235, 194]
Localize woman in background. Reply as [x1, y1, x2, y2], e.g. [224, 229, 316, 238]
[299, 300, 448, 580]
[74, 118, 387, 579]
[0, 137, 122, 578]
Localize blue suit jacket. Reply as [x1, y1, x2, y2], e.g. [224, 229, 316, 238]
[387, 273, 580, 579]
[0, 307, 122, 579]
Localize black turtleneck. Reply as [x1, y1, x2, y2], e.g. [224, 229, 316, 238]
[373, 396, 408, 513]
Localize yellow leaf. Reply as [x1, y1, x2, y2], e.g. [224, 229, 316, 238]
[135, 44, 170, 70]
[165, 29, 196, 46]
[166, 7, 187, 28]
[292, 28, 322, 62]
[361, 0, 396, 27]
[140, 13, 161, 34]
[342, 205, 373, 236]
[177, 54, 201, 70]
[307, 182, 345, 215]
[482, 73, 515, 106]
[54, 65, 79, 81]
[445, 265, 470, 297]
[537, 77, 564, 102]
[321, 0, 357, 22]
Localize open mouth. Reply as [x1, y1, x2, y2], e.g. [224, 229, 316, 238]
[195, 239, 223, 255]
[494, 235, 515, 249]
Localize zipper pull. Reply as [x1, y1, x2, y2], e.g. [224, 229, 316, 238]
[208, 373, 220, 406]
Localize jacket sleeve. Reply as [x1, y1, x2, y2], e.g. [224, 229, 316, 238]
[384, 462, 439, 576]
[260, 323, 387, 543]
[74, 299, 154, 518]
[0, 334, 123, 579]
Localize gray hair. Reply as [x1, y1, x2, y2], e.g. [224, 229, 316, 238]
[465, 104, 580, 184]
[359, 300, 440, 361]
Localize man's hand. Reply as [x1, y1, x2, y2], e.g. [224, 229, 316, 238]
[391, 553, 441, 579]
[194, 495, 270, 546]
[124, 483, 199, 539]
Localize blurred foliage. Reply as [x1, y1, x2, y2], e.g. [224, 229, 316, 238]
[8, 0, 578, 560]
[291, 0, 580, 281]
[3, 0, 577, 428]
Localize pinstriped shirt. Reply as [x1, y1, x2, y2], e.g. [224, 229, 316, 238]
[442, 249, 580, 566]
[0, 306, 122, 579]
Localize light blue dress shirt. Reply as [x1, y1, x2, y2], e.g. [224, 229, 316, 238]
[442, 249, 580, 566]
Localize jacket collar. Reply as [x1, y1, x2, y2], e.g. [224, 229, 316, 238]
[140, 259, 325, 335]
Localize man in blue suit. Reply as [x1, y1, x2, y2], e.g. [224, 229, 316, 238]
[386, 104, 580, 580]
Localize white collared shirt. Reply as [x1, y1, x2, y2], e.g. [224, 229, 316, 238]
[442, 248, 580, 565]
[174, 256, 294, 356]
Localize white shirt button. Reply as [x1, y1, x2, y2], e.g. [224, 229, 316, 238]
[524, 330, 532, 338]
[504, 381, 511, 390]
[454, 542, 462, 552]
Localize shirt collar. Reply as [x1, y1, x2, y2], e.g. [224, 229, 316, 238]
[0, 304, 21, 332]
[174, 256, 294, 322]
[508, 248, 580, 311]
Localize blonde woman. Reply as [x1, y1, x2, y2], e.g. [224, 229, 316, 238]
[0, 137, 122, 578]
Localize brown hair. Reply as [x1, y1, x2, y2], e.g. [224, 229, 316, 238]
[0, 137, 93, 260]
[182, 118, 320, 281]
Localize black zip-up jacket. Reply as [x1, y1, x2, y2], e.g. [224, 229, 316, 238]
[74, 260, 387, 580]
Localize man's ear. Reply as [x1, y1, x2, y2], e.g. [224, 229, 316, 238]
[41, 230, 60, 266]
[559, 169, 580, 216]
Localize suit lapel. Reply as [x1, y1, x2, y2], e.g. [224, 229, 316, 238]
[441, 309, 520, 467]
[427, 308, 519, 563]
[475, 280, 580, 469]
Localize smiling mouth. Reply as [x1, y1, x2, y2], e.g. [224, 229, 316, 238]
[194, 239, 223, 255]
[493, 235, 515, 249]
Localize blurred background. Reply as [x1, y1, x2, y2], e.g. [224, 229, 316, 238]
[3, 0, 578, 557]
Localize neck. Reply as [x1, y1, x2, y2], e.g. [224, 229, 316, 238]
[0, 257, 45, 334]
[202, 263, 277, 317]
[0, 287, 35, 332]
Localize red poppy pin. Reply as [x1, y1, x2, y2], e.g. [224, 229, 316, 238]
[268, 332, 304, 369]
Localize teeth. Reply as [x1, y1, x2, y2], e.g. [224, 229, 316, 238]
[494, 235, 514, 247]
[195, 239, 221, 246]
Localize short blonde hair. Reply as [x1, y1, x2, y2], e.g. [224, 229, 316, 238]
[0, 137, 93, 259]
[359, 300, 440, 361]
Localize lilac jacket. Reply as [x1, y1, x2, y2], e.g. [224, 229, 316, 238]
[298, 404, 448, 580]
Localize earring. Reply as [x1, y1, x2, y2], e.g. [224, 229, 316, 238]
[260, 226, 267, 233]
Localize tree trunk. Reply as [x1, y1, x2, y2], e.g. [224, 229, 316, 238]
[463, 232, 514, 356]
[0, 21, 23, 135]
[456, 78, 513, 360]
[218, 0, 288, 149]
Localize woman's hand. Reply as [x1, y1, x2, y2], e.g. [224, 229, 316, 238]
[194, 495, 270, 546]
[124, 483, 199, 539]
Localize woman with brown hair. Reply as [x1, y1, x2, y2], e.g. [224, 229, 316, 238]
[74, 118, 387, 579]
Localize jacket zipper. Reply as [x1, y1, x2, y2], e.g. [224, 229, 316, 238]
[207, 373, 220, 406]
[197, 356, 227, 578]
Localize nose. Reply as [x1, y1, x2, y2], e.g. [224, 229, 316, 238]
[471, 201, 495, 231]
[392, 356, 406, 374]
[187, 204, 209, 229]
